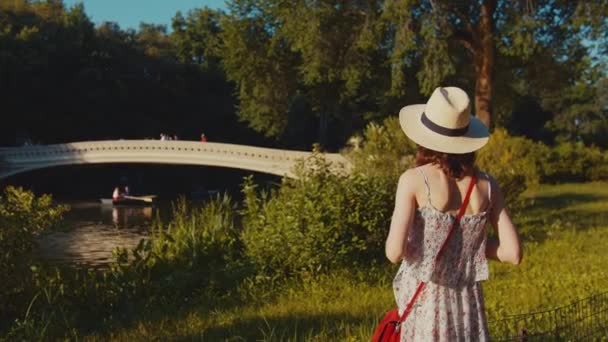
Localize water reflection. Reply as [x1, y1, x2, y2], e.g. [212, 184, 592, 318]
[35, 202, 156, 267]
[107, 205, 153, 227]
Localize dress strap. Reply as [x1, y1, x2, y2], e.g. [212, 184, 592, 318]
[416, 167, 432, 205]
[486, 173, 492, 202]
[482, 172, 492, 209]
[482, 172, 492, 203]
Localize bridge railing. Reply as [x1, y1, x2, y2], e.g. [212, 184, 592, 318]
[0, 140, 351, 179]
[488, 291, 608, 341]
[0, 140, 316, 161]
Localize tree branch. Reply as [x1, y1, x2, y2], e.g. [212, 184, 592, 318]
[451, 5, 476, 36]
[451, 29, 476, 55]
[434, 1, 478, 44]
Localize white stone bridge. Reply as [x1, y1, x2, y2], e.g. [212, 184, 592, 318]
[0, 140, 351, 180]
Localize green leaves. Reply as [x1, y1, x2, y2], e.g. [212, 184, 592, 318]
[221, 0, 389, 141]
[346, 116, 416, 178]
[477, 128, 545, 206]
[171, 8, 222, 68]
[241, 152, 394, 278]
[220, 3, 297, 138]
[0, 186, 68, 320]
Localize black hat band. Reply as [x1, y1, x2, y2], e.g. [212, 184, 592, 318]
[421, 112, 469, 137]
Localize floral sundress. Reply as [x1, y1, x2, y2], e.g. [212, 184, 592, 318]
[393, 168, 491, 341]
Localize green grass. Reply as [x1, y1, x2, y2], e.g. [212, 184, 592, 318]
[85, 182, 608, 341]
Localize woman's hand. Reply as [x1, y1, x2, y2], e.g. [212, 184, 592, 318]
[486, 177, 522, 265]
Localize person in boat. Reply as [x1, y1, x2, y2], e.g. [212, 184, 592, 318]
[112, 187, 121, 201]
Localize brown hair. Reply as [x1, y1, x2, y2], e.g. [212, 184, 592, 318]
[415, 145, 476, 179]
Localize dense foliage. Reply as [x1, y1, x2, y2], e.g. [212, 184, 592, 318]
[57, 183, 608, 340]
[218, 0, 607, 146]
[144, 194, 245, 299]
[1, 0, 606, 149]
[0, 186, 68, 320]
[349, 120, 608, 205]
[1, 192, 243, 340]
[0, 0, 265, 148]
[241, 154, 393, 277]
[476, 128, 544, 205]
[2, 173, 608, 340]
[541, 141, 608, 183]
[1, 0, 607, 340]
[346, 117, 416, 178]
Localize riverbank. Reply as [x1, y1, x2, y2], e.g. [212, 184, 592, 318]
[78, 181, 608, 341]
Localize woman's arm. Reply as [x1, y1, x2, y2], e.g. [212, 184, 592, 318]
[487, 177, 522, 265]
[385, 169, 417, 264]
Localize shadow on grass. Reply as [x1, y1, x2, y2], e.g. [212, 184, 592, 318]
[515, 192, 608, 244]
[179, 312, 375, 342]
[528, 193, 606, 211]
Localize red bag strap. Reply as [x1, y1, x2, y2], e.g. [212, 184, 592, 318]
[398, 174, 477, 323]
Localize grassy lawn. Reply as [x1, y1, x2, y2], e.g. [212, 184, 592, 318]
[85, 182, 608, 341]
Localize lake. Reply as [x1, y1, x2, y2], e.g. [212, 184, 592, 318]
[34, 201, 157, 267]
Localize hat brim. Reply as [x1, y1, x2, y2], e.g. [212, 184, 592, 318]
[399, 104, 489, 154]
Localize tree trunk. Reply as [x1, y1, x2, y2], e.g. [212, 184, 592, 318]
[474, 0, 496, 128]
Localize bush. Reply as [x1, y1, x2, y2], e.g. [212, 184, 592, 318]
[2, 194, 244, 340]
[541, 142, 608, 182]
[346, 116, 417, 177]
[0, 186, 68, 319]
[240, 153, 394, 278]
[349, 121, 547, 206]
[150, 194, 241, 267]
[477, 128, 545, 206]
[93, 193, 247, 311]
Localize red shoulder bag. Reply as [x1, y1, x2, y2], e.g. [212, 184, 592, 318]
[372, 175, 477, 342]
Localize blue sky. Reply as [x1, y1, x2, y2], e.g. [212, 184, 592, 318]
[63, 0, 227, 31]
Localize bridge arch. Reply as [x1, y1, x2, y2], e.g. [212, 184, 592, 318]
[0, 140, 350, 180]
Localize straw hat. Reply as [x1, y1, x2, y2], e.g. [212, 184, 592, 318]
[399, 86, 489, 154]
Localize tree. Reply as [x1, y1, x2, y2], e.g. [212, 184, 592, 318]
[0, 0, 247, 146]
[220, 0, 388, 147]
[273, 0, 387, 145]
[219, 0, 300, 140]
[545, 71, 608, 147]
[171, 8, 222, 69]
[137, 23, 172, 59]
[385, 0, 608, 128]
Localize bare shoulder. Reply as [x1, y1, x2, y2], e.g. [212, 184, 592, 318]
[400, 167, 422, 184]
[396, 168, 421, 194]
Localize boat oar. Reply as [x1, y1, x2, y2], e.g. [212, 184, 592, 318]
[123, 195, 155, 203]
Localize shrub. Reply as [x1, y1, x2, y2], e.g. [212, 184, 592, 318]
[150, 194, 241, 267]
[240, 153, 394, 278]
[349, 121, 547, 206]
[0, 186, 68, 319]
[346, 116, 417, 177]
[477, 128, 545, 206]
[138, 193, 245, 303]
[541, 142, 608, 182]
[2, 194, 244, 340]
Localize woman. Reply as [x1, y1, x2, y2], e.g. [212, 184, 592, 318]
[385, 87, 522, 341]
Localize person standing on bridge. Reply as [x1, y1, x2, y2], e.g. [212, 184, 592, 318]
[378, 87, 522, 341]
[201, 133, 207, 143]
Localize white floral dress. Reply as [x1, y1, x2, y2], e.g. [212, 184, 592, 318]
[393, 168, 491, 341]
